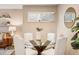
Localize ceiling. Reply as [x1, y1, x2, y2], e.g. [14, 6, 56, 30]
[0, 4, 58, 9]
[0, 4, 23, 9]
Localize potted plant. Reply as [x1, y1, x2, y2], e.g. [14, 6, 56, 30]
[71, 22, 79, 49]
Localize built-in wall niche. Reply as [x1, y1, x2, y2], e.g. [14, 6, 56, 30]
[0, 12, 11, 26]
[0, 26, 9, 32]
[28, 12, 55, 22]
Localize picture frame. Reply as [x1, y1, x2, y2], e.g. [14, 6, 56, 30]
[27, 12, 55, 22]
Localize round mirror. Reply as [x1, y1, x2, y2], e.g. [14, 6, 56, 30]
[64, 7, 76, 28]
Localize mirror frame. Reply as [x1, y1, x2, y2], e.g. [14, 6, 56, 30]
[64, 7, 76, 28]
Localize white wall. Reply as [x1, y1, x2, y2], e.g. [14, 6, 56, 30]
[56, 4, 79, 55]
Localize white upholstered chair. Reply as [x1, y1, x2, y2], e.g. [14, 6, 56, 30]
[42, 33, 55, 55]
[47, 33, 55, 44]
[24, 33, 37, 55]
[24, 33, 33, 48]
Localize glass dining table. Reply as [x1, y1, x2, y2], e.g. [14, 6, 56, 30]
[30, 40, 51, 55]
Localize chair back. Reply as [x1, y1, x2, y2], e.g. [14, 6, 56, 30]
[47, 33, 55, 43]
